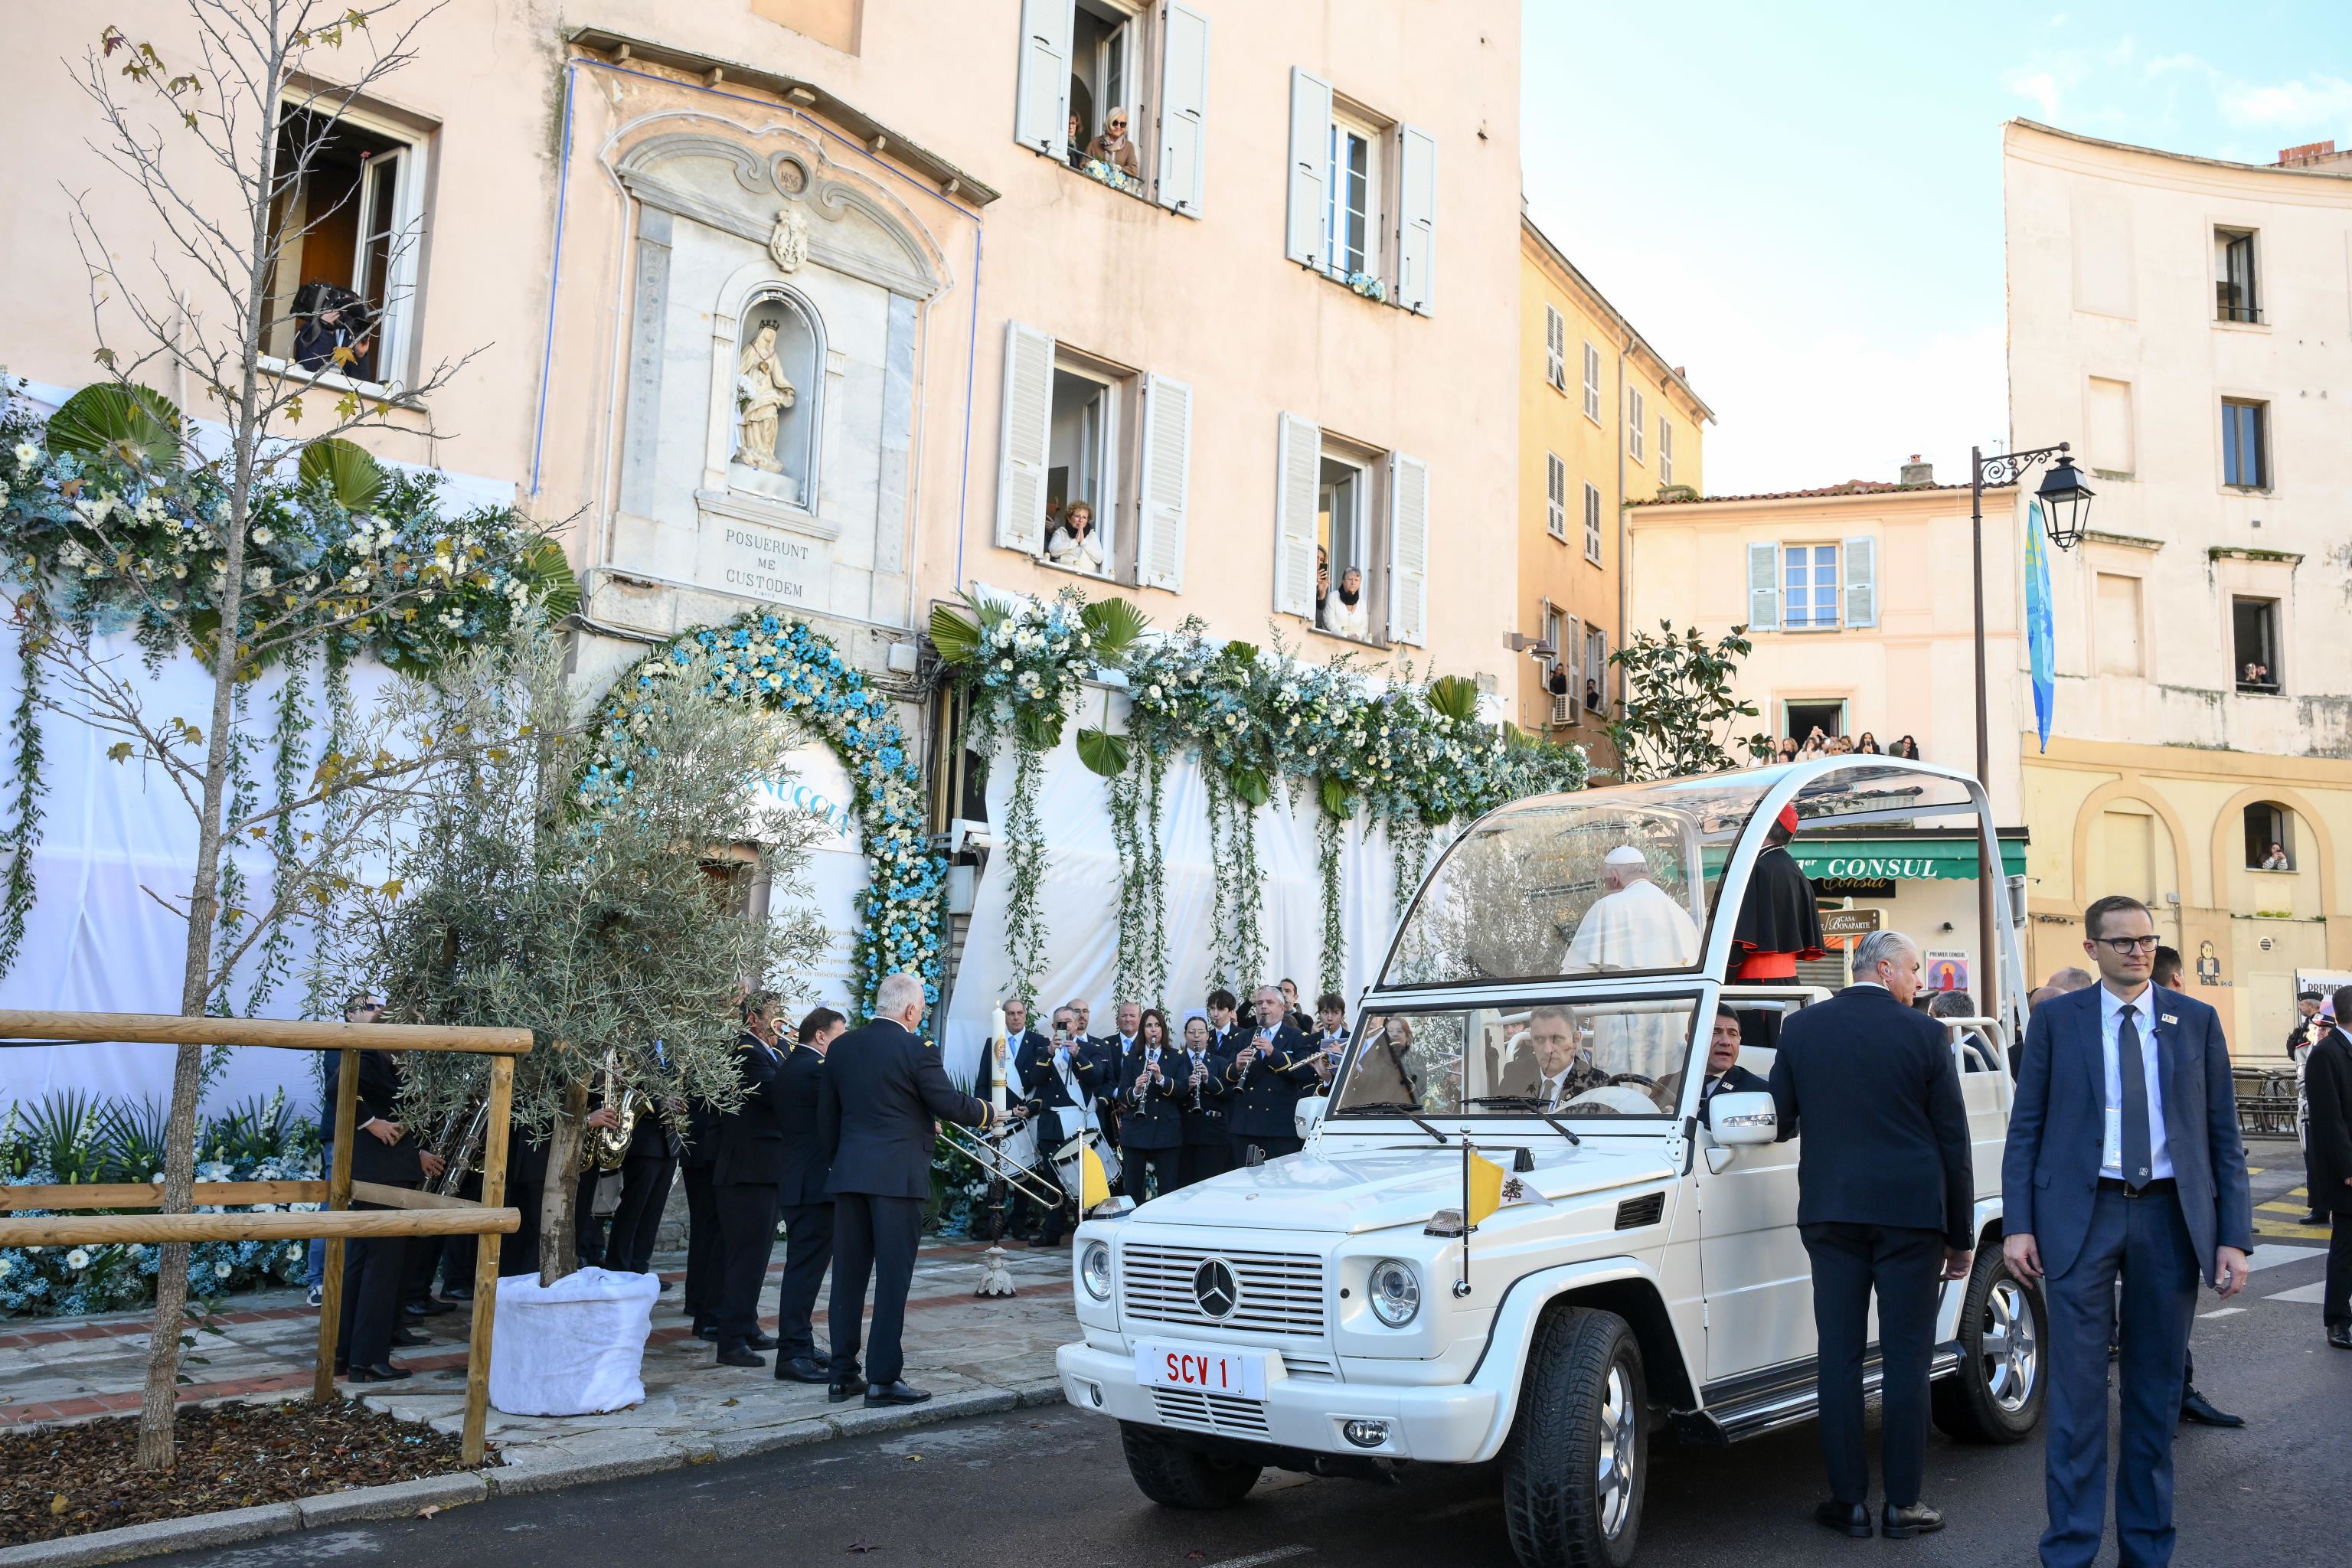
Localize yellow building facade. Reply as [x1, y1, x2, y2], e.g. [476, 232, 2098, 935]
[1518, 215, 1710, 775]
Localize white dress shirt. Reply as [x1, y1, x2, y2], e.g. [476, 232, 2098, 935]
[2099, 983, 2172, 1182]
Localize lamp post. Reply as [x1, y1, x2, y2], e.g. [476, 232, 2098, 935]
[1968, 443, 2094, 1030]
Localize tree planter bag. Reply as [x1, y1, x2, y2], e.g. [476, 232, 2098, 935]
[488, 1266, 661, 1416]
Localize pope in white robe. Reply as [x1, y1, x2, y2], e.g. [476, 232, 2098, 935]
[1563, 846, 1703, 1082]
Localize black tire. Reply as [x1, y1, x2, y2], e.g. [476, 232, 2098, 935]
[1502, 1306, 1648, 1568]
[1119, 1422, 1262, 1508]
[1931, 1244, 2047, 1442]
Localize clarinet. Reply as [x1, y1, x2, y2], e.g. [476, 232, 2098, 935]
[1190, 1051, 1205, 1112]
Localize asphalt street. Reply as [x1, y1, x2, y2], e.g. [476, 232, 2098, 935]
[163, 1148, 2350, 1568]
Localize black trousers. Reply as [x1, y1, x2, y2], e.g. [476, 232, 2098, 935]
[1018, 1171, 1071, 1243]
[500, 1179, 543, 1278]
[400, 1229, 443, 1307]
[606, 1155, 677, 1274]
[2328, 1208, 2352, 1329]
[715, 1180, 782, 1350]
[438, 1168, 484, 1292]
[828, 1191, 924, 1384]
[336, 1200, 408, 1370]
[1800, 1220, 1943, 1508]
[1180, 1141, 1233, 1189]
[1231, 1132, 1302, 1165]
[775, 1200, 835, 1360]
[1122, 1144, 1181, 1202]
[682, 1161, 722, 1328]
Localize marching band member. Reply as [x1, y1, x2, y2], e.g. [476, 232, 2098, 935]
[1220, 985, 1317, 1164]
[1119, 1008, 1185, 1201]
[1304, 991, 1352, 1097]
[1175, 1012, 1232, 1187]
[1011, 1005, 1085, 1246]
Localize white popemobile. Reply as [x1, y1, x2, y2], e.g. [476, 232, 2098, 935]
[1056, 760, 2047, 1568]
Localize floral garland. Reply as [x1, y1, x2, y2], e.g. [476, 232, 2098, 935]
[583, 610, 943, 1009]
[1315, 806, 1346, 996]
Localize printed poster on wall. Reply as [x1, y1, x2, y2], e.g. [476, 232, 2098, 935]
[1923, 951, 1970, 993]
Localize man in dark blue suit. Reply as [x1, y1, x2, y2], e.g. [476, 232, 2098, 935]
[818, 972, 1001, 1406]
[2002, 895, 2253, 1568]
[772, 1007, 846, 1383]
[1767, 929, 1975, 1540]
[712, 992, 792, 1367]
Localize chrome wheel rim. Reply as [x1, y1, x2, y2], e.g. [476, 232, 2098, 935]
[1980, 1278, 2039, 1413]
[1595, 1361, 1638, 1538]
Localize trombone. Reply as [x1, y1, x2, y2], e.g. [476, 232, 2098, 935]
[940, 1115, 1064, 1208]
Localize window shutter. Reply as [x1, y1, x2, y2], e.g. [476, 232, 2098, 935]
[1628, 387, 1645, 459]
[1560, 614, 1583, 723]
[1746, 541, 1782, 631]
[1155, 3, 1210, 216]
[995, 321, 1055, 554]
[1592, 627, 1610, 710]
[1842, 534, 1877, 629]
[1395, 123, 1437, 313]
[1387, 452, 1430, 646]
[1659, 418, 1673, 485]
[1546, 453, 1566, 539]
[1545, 308, 1566, 390]
[1583, 341, 1602, 420]
[1273, 412, 1321, 617]
[1285, 68, 1333, 266]
[1135, 373, 1194, 591]
[1014, 0, 1072, 158]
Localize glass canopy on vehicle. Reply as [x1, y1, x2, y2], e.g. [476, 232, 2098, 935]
[1374, 761, 1985, 991]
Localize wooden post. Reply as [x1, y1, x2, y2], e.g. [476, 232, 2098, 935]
[462, 1054, 514, 1468]
[313, 1047, 359, 1401]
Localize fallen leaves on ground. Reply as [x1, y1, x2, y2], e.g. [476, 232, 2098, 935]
[0, 1400, 488, 1548]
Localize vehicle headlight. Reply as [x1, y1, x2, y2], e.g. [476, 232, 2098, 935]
[1080, 1241, 1112, 1300]
[1367, 1258, 1420, 1328]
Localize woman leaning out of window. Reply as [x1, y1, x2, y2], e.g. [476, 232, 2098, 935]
[1045, 500, 1105, 573]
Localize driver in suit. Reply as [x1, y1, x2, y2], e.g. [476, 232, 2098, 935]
[1671, 1003, 1769, 1118]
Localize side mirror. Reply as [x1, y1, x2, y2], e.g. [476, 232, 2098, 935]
[1295, 1093, 1331, 1139]
[1708, 1091, 1778, 1147]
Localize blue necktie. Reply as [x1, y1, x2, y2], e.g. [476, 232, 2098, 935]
[2118, 1004, 2152, 1191]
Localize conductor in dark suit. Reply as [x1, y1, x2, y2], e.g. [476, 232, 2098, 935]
[2308, 986, 2352, 1349]
[819, 972, 1001, 1406]
[713, 992, 792, 1367]
[1768, 929, 1974, 1540]
[325, 1047, 445, 1381]
[2003, 896, 2252, 1568]
[773, 1007, 846, 1383]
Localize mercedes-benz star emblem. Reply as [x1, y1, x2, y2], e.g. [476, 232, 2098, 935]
[1192, 1257, 1240, 1318]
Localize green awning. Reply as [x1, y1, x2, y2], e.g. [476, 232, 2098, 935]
[1790, 838, 2025, 882]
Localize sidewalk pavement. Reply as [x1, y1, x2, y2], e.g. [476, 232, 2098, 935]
[0, 1236, 1081, 1480]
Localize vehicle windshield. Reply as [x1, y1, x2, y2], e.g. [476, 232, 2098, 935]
[1331, 998, 1700, 1120]
[1379, 776, 1775, 989]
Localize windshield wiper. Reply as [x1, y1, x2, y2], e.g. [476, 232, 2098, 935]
[1338, 1101, 1451, 1145]
[1465, 1096, 1583, 1145]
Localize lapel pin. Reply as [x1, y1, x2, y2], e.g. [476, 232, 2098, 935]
[2161, 1014, 2177, 1025]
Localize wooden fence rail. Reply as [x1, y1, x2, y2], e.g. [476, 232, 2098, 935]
[0, 1010, 531, 1466]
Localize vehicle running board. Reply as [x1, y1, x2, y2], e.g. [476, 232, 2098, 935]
[1671, 1343, 1963, 1446]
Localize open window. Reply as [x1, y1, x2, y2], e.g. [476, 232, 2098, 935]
[263, 103, 427, 390]
[1284, 70, 1436, 312]
[1047, 358, 1126, 579]
[2233, 596, 2280, 691]
[2215, 227, 2260, 324]
[2244, 802, 2294, 871]
[1273, 413, 1425, 646]
[1782, 700, 1845, 743]
[1542, 603, 1573, 727]
[1014, 0, 1210, 215]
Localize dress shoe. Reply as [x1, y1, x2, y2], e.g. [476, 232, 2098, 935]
[1881, 1502, 1945, 1539]
[694, 1324, 720, 1341]
[746, 1332, 779, 1351]
[2328, 1325, 2352, 1350]
[715, 1345, 765, 1368]
[2180, 1386, 2245, 1426]
[775, 1355, 831, 1383]
[1814, 1501, 1872, 1538]
[390, 1327, 431, 1348]
[403, 1297, 457, 1318]
[865, 1380, 932, 1407]
[345, 1363, 412, 1383]
[2304, 1210, 2328, 1227]
[827, 1379, 861, 1403]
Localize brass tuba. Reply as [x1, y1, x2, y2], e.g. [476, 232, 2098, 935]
[591, 1051, 639, 1171]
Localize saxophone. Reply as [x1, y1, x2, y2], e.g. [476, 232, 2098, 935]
[591, 1051, 639, 1172]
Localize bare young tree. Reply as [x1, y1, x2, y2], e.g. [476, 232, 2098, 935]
[15, 2, 515, 1469]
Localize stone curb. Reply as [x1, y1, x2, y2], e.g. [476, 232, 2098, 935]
[0, 1377, 1069, 1567]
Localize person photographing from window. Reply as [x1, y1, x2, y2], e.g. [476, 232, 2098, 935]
[290, 281, 374, 379]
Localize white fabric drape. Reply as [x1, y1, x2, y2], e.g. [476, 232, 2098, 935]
[942, 716, 1423, 1084]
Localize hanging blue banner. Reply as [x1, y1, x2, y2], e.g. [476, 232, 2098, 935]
[2024, 499, 2056, 753]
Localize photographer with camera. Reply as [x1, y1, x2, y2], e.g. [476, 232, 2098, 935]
[291, 280, 375, 381]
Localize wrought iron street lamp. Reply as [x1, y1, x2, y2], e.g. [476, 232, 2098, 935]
[1966, 441, 2094, 1035]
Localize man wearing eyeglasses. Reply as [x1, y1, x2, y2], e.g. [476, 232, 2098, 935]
[1086, 107, 1140, 178]
[2002, 896, 2252, 1568]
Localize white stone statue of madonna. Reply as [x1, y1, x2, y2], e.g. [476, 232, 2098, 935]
[734, 322, 797, 474]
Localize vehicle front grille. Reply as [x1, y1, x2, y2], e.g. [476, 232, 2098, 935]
[1152, 1387, 1271, 1436]
[1121, 1243, 1328, 1337]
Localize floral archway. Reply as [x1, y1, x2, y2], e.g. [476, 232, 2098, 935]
[583, 610, 946, 1010]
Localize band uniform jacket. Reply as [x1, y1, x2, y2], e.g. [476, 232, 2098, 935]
[1012, 1031, 1083, 1149]
[714, 1033, 788, 1188]
[1217, 1024, 1317, 1139]
[683, 1093, 722, 1171]
[1080, 1034, 1132, 1136]
[1174, 1047, 1230, 1144]
[2296, 1026, 2352, 1214]
[322, 1050, 426, 1185]
[1118, 1045, 1187, 1150]
[818, 1018, 989, 1201]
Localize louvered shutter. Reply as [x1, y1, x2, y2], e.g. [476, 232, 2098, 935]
[1545, 308, 1566, 390]
[1387, 452, 1429, 646]
[1583, 341, 1602, 420]
[1395, 123, 1437, 313]
[1155, 3, 1210, 215]
[1561, 614, 1583, 723]
[1843, 534, 1877, 629]
[1014, 0, 1072, 158]
[1135, 373, 1194, 591]
[994, 322, 1054, 554]
[1746, 541, 1781, 631]
[1285, 68, 1332, 266]
[1274, 413, 1321, 617]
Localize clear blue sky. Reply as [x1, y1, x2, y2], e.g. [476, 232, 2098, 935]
[1521, 0, 2352, 494]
